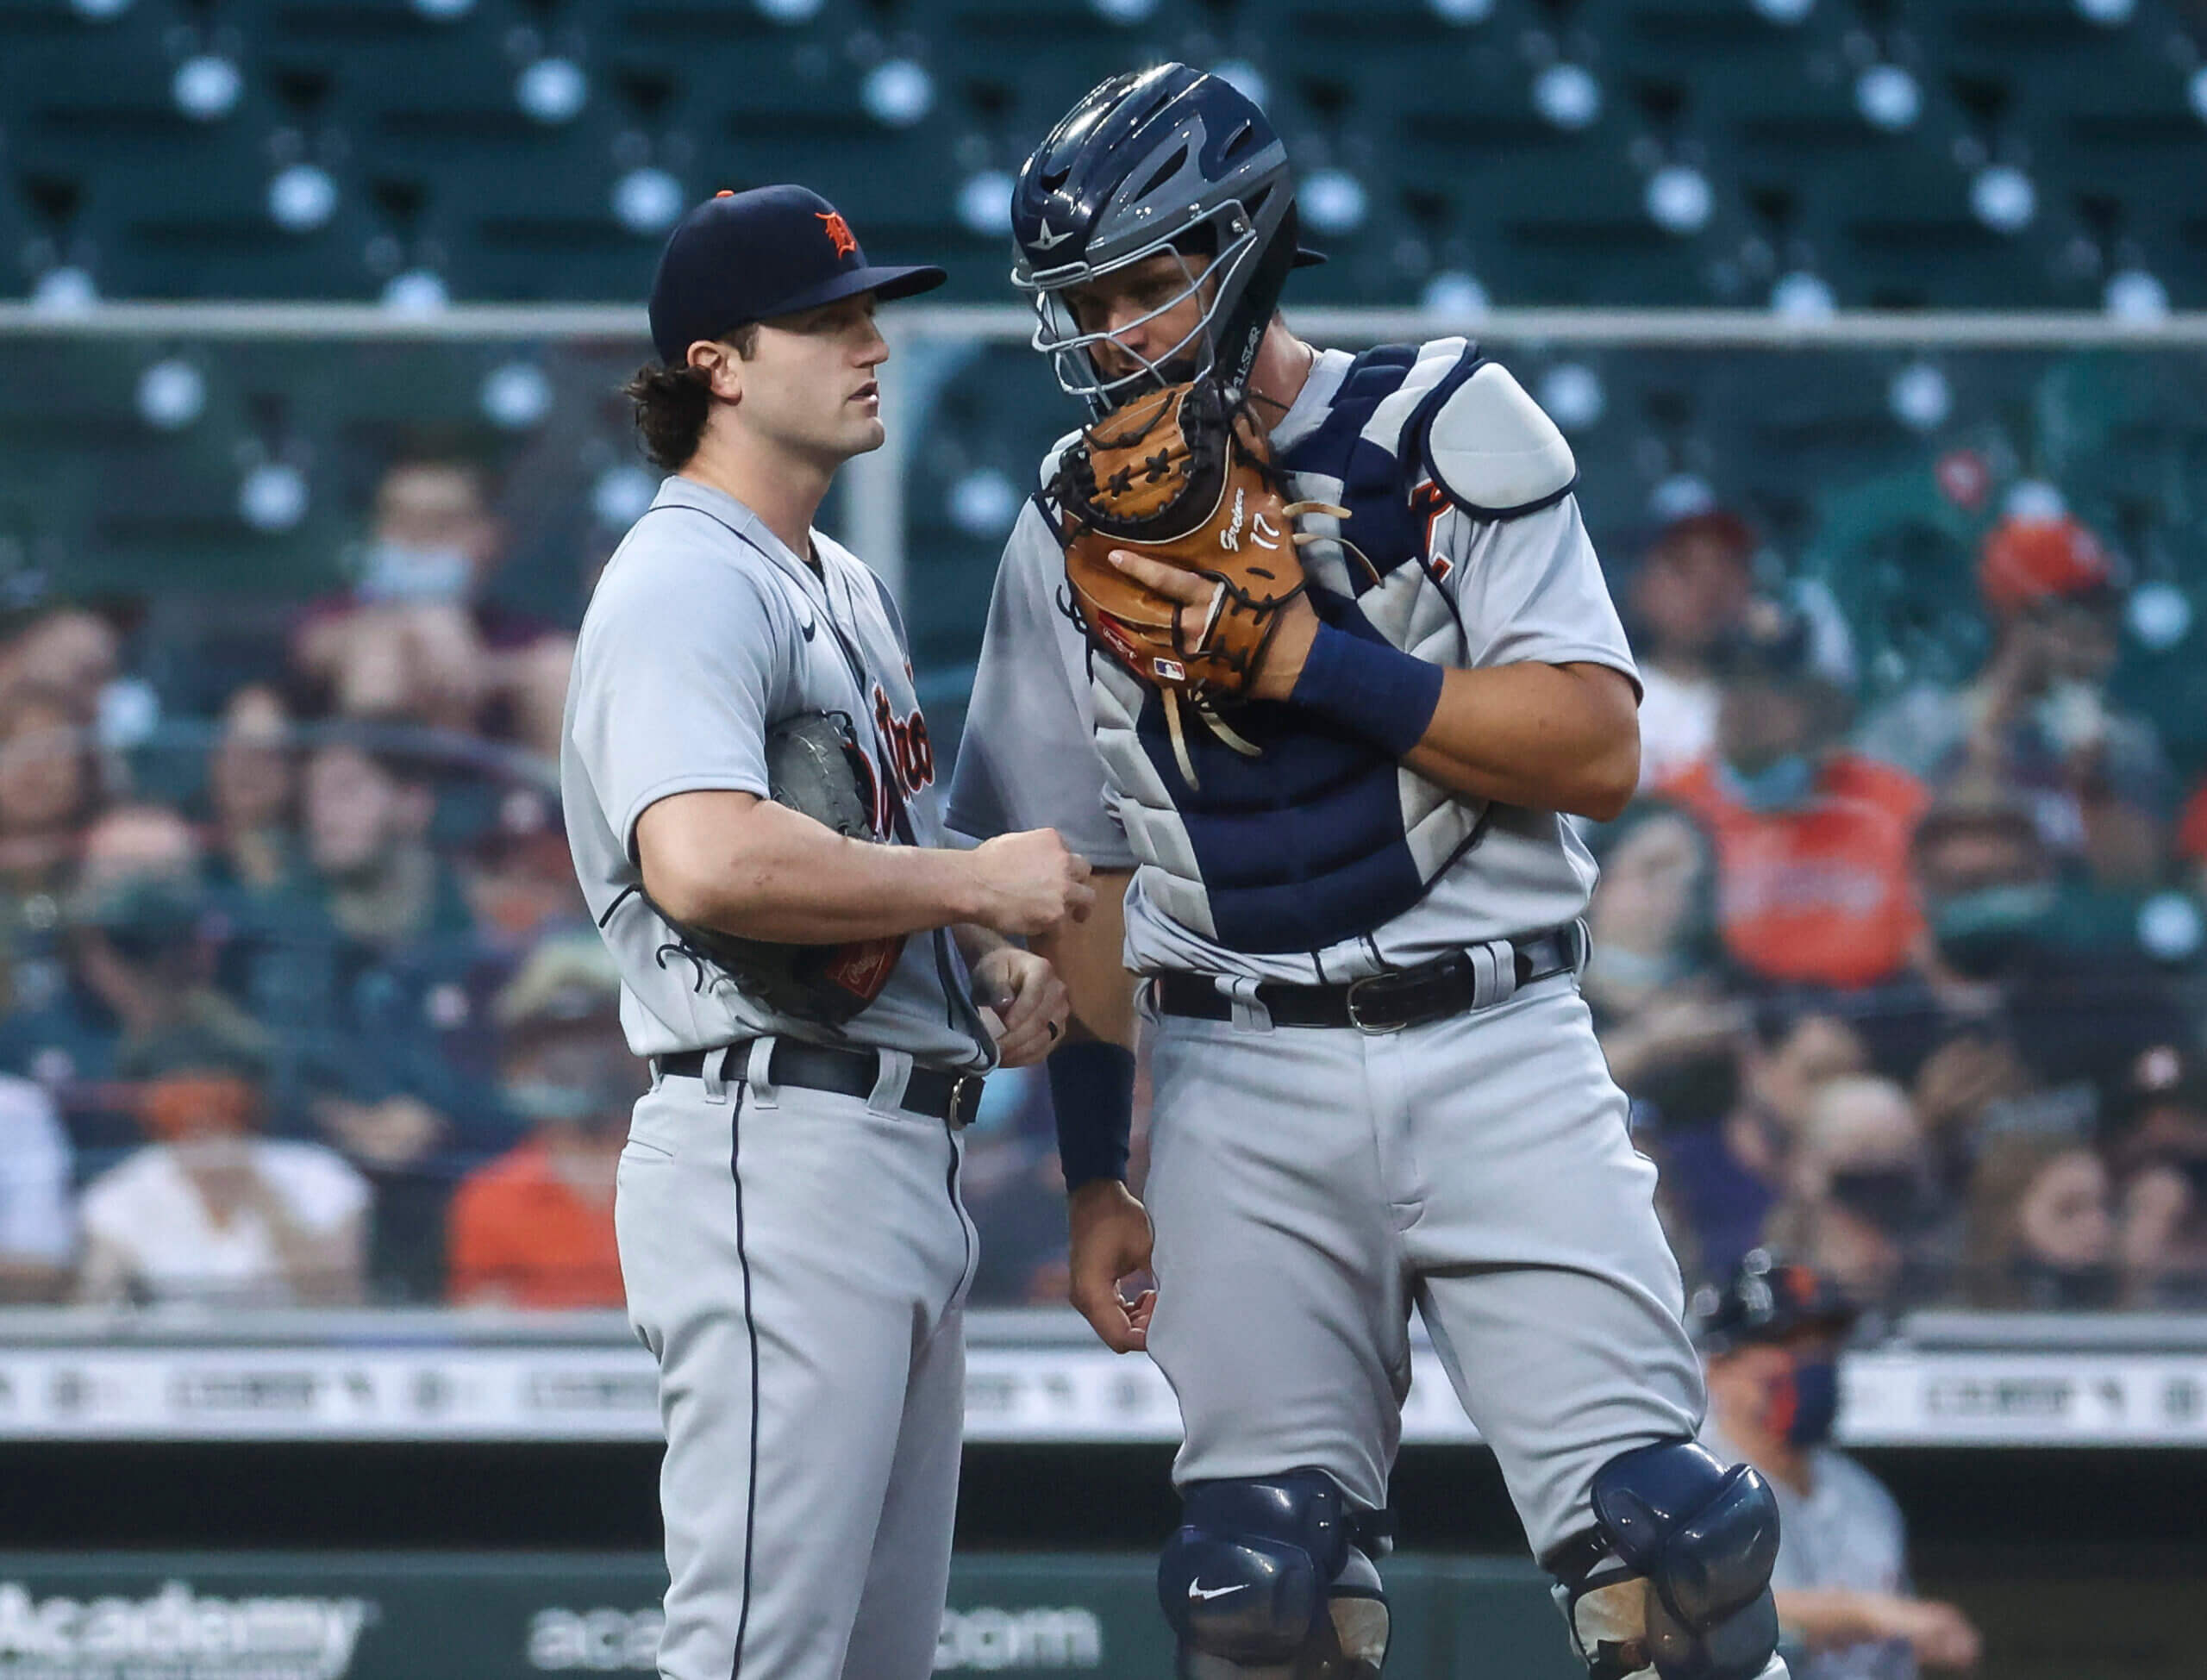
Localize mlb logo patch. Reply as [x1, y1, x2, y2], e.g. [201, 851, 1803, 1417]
[1153, 657, 1186, 682]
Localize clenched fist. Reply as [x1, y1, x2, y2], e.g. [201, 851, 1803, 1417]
[966, 828, 1095, 937]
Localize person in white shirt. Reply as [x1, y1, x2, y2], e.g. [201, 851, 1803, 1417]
[1695, 1252, 1982, 1680]
[0, 1074, 73, 1301]
[77, 1043, 367, 1307]
[1626, 511, 1759, 786]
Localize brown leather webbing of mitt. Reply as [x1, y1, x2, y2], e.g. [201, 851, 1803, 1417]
[1051, 378, 1348, 786]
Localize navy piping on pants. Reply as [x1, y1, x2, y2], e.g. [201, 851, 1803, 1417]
[730, 1089, 760, 1680]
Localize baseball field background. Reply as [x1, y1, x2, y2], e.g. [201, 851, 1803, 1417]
[3, 1, 2207, 1676]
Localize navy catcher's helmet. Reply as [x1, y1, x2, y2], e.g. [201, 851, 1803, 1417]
[1689, 1249, 1860, 1356]
[1011, 64, 1308, 413]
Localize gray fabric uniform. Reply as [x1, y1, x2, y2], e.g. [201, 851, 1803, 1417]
[1705, 1424, 1915, 1680]
[564, 476, 991, 1680]
[947, 343, 1704, 1563]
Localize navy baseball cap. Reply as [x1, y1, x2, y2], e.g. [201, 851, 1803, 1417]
[647, 184, 947, 365]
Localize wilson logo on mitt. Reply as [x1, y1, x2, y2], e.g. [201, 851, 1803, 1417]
[1050, 379, 1344, 784]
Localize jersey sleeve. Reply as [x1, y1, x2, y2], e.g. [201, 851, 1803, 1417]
[945, 500, 1135, 867]
[568, 540, 792, 861]
[1437, 494, 1641, 690]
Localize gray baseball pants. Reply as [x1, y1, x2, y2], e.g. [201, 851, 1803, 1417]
[1141, 975, 1705, 1561]
[616, 1041, 978, 1680]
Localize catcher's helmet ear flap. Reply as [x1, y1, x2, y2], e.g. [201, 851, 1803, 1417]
[1010, 63, 1302, 413]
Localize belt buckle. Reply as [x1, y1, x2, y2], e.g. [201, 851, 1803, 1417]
[946, 1072, 979, 1127]
[1343, 973, 1410, 1035]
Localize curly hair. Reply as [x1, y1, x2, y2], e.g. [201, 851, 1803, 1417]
[622, 324, 760, 472]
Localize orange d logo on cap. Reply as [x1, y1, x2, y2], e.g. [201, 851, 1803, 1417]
[647, 185, 945, 365]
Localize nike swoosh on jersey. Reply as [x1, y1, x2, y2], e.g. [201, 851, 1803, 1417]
[1186, 1582, 1247, 1602]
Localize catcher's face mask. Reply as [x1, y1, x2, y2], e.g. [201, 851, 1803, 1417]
[1016, 200, 1265, 410]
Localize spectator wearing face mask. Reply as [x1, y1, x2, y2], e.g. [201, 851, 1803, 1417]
[0, 804, 270, 1128]
[1766, 1076, 1948, 1312]
[1583, 804, 1742, 1118]
[1696, 1251, 1981, 1679]
[1960, 1130, 2118, 1310]
[446, 934, 643, 1308]
[291, 459, 574, 757]
[1663, 599, 1928, 991]
[1659, 1008, 1872, 1288]
[1856, 784, 2188, 1128]
[1857, 503, 2167, 887]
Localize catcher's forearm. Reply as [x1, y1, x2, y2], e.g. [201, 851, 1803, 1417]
[1048, 1040, 1135, 1190]
[639, 792, 988, 943]
[1035, 875, 1140, 1190]
[1031, 871, 1136, 1049]
[1400, 660, 1639, 820]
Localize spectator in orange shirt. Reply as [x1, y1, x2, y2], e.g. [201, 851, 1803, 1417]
[1663, 600, 1929, 990]
[447, 934, 644, 1308]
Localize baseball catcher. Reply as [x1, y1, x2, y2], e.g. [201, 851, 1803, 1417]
[945, 63, 1789, 1680]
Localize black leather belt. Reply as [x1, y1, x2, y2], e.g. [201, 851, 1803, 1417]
[652, 1040, 985, 1127]
[1151, 926, 1583, 1034]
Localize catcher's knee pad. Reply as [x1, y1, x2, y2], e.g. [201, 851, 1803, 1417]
[1543, 1440, 1782, 1680]
[1158, 1469, 1391, 1680]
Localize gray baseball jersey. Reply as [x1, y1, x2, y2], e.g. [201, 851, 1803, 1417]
[566, 474, 993, 1072]
[947, 339, 1638, 982]
[1705, 1424, 1915, 1680]
[564, 473, 984, 1680]
[947, 340, 1705, 1568]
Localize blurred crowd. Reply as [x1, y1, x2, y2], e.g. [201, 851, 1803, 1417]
[2, 447, 2204, 1320]
[1597, 500, 2207, 1318]
[0, 457, 629, 1308]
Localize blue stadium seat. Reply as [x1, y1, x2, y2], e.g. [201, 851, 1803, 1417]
[72, 132, 386, 299]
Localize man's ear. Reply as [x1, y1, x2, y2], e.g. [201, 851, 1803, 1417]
[688, 340, 743, 403]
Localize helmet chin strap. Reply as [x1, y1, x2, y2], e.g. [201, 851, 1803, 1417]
[1206, 201, 1303, 405]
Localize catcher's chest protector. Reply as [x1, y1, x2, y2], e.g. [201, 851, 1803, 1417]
[1088, 340, 1492, 953]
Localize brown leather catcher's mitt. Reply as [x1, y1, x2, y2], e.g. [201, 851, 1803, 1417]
[1051, 379, 1341, 784]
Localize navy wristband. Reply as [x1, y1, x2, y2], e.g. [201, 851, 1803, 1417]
[1289, 621, 1446, 758]
[1047, 1040, 1135, 1192]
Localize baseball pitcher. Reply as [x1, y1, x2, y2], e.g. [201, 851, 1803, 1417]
[563, 184, 1088, 1680]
